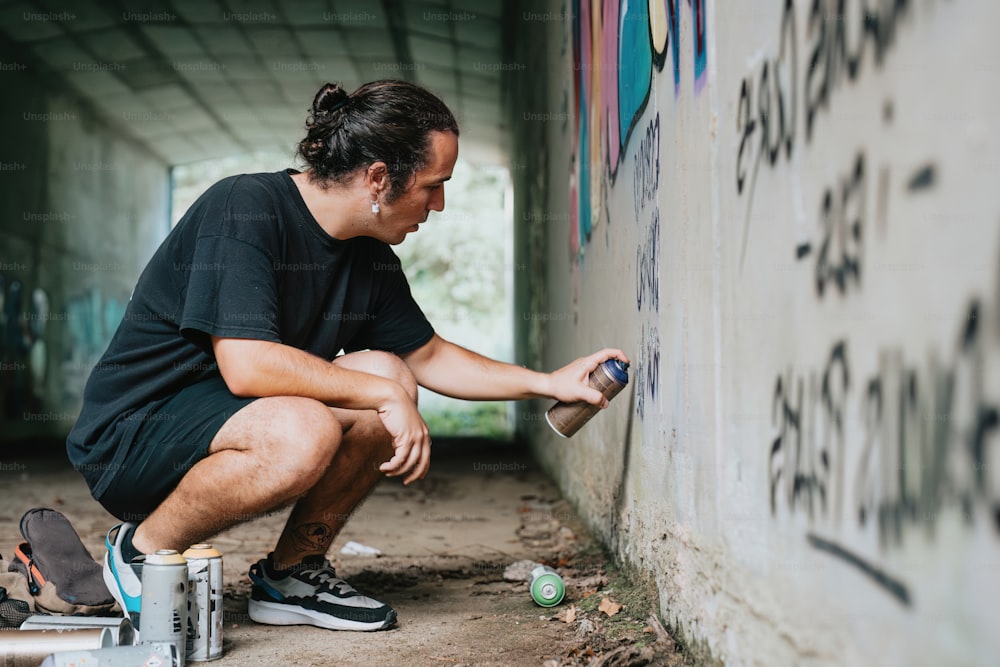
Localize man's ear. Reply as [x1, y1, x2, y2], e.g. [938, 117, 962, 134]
[365, 161, 390, 198]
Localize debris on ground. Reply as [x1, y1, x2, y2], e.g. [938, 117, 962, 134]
[598, 596, 623, 617]
[503, 559, 543, 581]
[515, 497, 689, 666]
[339, 540, 382, 557]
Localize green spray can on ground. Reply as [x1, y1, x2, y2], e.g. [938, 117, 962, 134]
[529, 565, 565, 607]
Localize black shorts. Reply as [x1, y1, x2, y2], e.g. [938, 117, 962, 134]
[95, 375, 256, 521]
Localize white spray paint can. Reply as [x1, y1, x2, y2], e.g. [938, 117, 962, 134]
[183, 544, 224, 661]
[39, 642, 179, 667]
[142, 549, 188, 666]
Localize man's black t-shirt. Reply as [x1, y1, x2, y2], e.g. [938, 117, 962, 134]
[66, 170, 434, 496]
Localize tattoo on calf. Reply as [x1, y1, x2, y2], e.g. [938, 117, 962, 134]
[292, 522, 334, 552]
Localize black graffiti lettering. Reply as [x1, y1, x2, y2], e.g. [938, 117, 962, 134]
[636, 207, 660, 313]
[837, 0, 866, 80]
[955, 301, 1000, 517]
[736, 0, 797, 269]
[806, 0, 911, 142]
[822, 341, 850, 526]
[771, 366, 826, 519]
[814, 151, 865, 297]
[636, 323, 661, 419]
[848, 287, 1000, 551]
[633, 114, 661, 218]
[769, 373, 791, 516]
[738, 0, 797, 190]
[738, 0, 913, 210]
[777, 305, 1000, 550]
[736, 78, 755, 195]
[758, 62, 773, 169]
[856, 377, 882, 528]
[805, 0, 830, 143]
[857, 351, 940, 548]
[867, 0, 911, 67]
[776, 0, 798, 162]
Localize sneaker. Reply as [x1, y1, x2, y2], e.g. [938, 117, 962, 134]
[103, 523, 143, 634]
[247, 554, 396, 631]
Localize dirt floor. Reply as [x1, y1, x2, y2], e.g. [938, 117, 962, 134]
[0, 440, 686, 666]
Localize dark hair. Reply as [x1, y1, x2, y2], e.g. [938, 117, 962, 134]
[298, 80, 459, 201]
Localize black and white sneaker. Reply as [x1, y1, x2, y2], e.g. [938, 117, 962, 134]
[247, 554, 396, 631]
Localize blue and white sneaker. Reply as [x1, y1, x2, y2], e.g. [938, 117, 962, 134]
[248, 554, 396, 631]
[103, 523, 143, 635]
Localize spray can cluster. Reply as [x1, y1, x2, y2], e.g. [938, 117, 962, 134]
[9, 544, 224, 666]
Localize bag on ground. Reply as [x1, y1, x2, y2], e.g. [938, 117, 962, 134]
[7, 507, 117, 615]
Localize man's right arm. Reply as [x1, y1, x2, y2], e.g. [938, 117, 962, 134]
[212, 336, 429, 482]
[213, 336, 398, 408]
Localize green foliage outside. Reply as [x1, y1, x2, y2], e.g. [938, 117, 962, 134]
[395, 158, 513, 438]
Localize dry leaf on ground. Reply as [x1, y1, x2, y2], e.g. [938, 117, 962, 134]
[557, 604, 578, 623]
[598, 597, 623, 617]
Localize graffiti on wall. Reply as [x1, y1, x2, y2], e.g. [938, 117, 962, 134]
[769, 265, 1000, 606]
[65, 290, 125, 360]
[0, 267, 127, 424]
[736, 0, 915, 271]
[634, 112, 663, 417]
[566, 0, 704, 414]
[637, 322, 662, 419]
[0, 274, 49, 418]
[61, 289, 127, 408]
[570, 0, 708, 260]
[747, 0, 998, 606]
[561, 0, 705, 413]
[796, 151, 865, 298]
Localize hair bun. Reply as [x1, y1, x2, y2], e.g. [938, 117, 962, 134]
[313, 83, 349, 116]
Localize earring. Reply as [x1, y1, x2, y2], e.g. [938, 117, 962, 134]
[371, 200, 380, 214]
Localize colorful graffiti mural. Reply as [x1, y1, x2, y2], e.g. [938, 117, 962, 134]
[569, 0, 707, 260]
[0, 265, 128, 425]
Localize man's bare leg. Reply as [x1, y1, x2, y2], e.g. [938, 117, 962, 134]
[129, 396, 343, 553]
[271, 351, 417, 569]
[130, 350, 416, 557]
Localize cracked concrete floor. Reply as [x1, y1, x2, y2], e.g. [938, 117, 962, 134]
[0, 440, 682, 666]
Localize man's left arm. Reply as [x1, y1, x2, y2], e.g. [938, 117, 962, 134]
[401, 334, 630, 407]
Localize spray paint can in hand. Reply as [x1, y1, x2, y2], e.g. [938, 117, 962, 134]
[545, 359, 629, 438]
[183, 544, 224, 661]
[529, 565, 565, 607]
[142, 549, 189, 666]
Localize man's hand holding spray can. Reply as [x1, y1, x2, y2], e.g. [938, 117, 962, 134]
[529, 356, 629, 606]
[545, 357, 630, 439]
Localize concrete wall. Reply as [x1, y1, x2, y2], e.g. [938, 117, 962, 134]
[509, 1, 1000, 664]
[0, 60, 168, 442]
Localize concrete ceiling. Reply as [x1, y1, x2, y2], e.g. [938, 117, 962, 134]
[0, 0, 508, 165]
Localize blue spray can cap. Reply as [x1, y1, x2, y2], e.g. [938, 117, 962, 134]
[602, 359, 629, 384]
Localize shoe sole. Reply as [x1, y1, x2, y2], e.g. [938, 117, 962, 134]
[247, 598, 396, 631]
